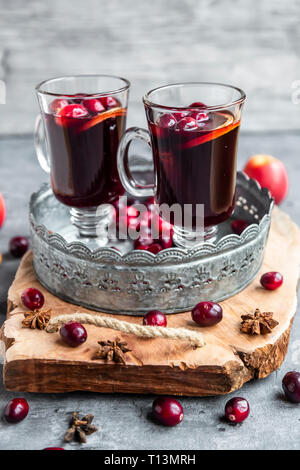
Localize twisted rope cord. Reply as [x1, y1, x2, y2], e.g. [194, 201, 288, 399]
[46, 313, 205, 348]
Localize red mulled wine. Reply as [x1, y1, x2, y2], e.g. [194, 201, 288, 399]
[45, 97, 126, 208]
[148, 109, 240, 228]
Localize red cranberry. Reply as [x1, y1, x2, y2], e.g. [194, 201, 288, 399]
[175, 117, 199, 132]
[43, 447, 65, 450]
[147, 242, 163, 254]
[225, 397, 250, 424]
[9, 236, 29, 258]
[21, 287, 44, 311]
[157, 113, 177, 129]
[160, 233, 173, 249]
[0, 192, 6, 228]
[189, 101, 207, 108]
[50, 98, 69, 114]
[260, 271, 283, 290]
[143, 310, 167, 327]
[60, 321, 87, 347]
[84, 98, 105, 114]
[58, 104, 88, 119]
[231, 219, 248, 235]
[100, 96, 119, 109]
[192, 301, 223, 326]
[152, 397, 183, 426]
[4, 398, 29, 423]
[282, 371, 300, 403]
[172, 111, 188, 120]
[189, 111, 209, 122]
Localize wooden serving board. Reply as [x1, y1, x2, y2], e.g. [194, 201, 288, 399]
[1, 206, 300, 396]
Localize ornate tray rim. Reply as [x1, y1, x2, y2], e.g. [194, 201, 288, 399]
[30, 172, 274, 266]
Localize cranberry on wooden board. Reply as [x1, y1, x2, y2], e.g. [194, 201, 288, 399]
[282, 371, 300, 403]
[4, 398, 29, 423]
[192, 301, 223, 326]
[9, 236, 29, 258]
[60, 321, 87, 347]
[260, 272, 283, 290]
[143, 310, 167, 327]
[225, 397, 250, 424]
[152, 397, 183, 426]
[21, 287, 44, 310]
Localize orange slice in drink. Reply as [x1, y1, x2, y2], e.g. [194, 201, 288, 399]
[77, 107, 127, 133]
[183, 114, 239, 149]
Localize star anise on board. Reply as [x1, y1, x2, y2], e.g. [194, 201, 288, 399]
[241, 308, 279, 335]
[92, 337, 131, 364]
[22, 309, 51, 330]
[64, 412, 98, 444]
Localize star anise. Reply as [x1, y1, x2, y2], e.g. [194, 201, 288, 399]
[241, 309, 279, 335]
[92, 337, 131, 364]
[22, 309, 51, 330]
[64, 412, 98, 444]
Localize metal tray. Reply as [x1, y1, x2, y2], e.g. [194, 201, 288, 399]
[30, 172, 273, 315]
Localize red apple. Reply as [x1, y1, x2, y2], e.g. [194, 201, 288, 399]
[243, 154, 288, 204]
[0, 192, 6, 228]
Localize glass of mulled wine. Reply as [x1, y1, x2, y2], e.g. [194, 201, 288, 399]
[117, 82, 245, 248]
[35, 75, 130, 244]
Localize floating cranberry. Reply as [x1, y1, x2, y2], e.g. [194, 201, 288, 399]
[60, 321, 87, 347]
[189, 111, 209, 122]
[58, 104, 88, 119]
[231, 219, 248, 235]
[175, 117, 199, 132]
[9, 236, 29, 258]
[4, 398, 29, 423]
[172, 111, 188, 120]
[225, 397, 250, 424]
[260, 271, 283, 290]
[189, 101, 207, 108]
[84, 98, 105, 114]
[50, 98, 69, 114]
[192, 301, 223, 326]
[143, 310, 167, 327]
[157, 113, 177, 129]
[147, 242, 163, 254]
[152, 397, 183, 426]
[282, 371, 300, 403]
[21, 287, 44, 311]
[100, 96, 119, 109]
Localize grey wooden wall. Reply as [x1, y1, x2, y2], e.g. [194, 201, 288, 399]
[0, 0, 299, 135]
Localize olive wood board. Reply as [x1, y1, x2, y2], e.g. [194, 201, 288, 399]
[1, 206, 300, 396]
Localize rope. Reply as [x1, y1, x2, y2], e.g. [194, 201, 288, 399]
[46, 313, 205, 348]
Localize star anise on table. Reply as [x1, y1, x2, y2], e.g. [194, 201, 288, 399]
[92, 337, 131, 364]
[64, 412, 98, 444]
[22, 309, 51, 330]
[241, 308, 279, 335]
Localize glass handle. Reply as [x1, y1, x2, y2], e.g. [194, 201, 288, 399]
[117, 127, 156, 198]
[34, 115, 50, 174]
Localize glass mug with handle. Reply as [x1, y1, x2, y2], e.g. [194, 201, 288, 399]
[35, 74, 130, 245]
[117, 82, 246, 248]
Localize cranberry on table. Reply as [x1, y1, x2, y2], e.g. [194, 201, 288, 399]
[60, 321, 87, 347]
[225, 397, 250, 424]
[143, 310, 167, 327]
[260, 271, 283, 290]
[4, 398, 29, 423]
[9, 236, 29, 258]
[192, 301, 223, 326]
[282, 371, 300, 403]
[21, 287, 44, 311]
[152, 396, 183, 426]
[231, 219, 248, 235]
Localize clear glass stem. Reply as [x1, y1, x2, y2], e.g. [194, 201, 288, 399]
[173, 225, 218, 248]
[70, 205, 112, 244]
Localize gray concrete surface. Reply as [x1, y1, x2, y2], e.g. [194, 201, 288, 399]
[0, 133, 299, 450]
[0, 0, 300, 135]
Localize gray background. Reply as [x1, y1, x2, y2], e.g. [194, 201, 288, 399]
[0, 0, 299, 451]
